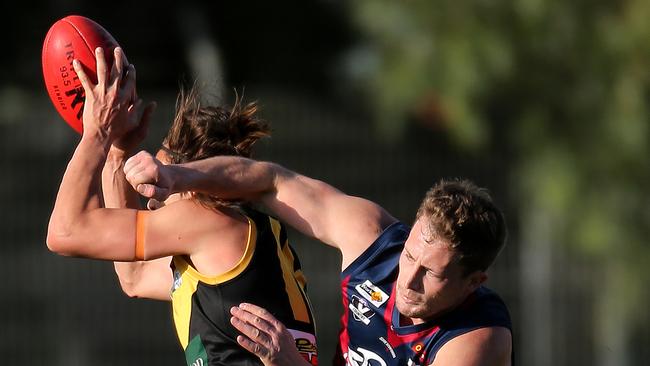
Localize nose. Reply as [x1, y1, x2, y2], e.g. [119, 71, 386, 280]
[401, 262, 423, 293]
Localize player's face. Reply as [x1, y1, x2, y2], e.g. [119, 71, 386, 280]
[395, 218, 486, 325]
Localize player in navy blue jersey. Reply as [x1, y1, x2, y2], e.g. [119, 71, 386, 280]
[123, 150, 513, 366]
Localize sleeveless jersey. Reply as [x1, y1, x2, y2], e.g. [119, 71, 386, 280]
[170, 208, 318, 366]
[336, 222, 512, 366]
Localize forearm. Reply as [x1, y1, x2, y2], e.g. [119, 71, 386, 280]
[103, 148, 141, 209]
[103, 148, 148, 295]
[48, 133, 111, 240]
[172, 156, 278, 201]
[169, 156, 393, 256]
[127, 151, 393, 260]
[47, 132, 140, 261]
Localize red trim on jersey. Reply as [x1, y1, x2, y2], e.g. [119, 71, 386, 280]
[338, 275, 352, 364]
[385, 284, 440, 348]
[382, 283, 396, 324]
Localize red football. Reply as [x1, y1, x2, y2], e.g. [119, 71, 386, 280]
[42, 15, 120, 134]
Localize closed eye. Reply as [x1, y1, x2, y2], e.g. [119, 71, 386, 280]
[426, 269, 442, 278]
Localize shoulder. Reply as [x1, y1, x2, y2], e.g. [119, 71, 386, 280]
[428, 288, 513, 366]
[463, 287, 512, 327]
[431, 326, 512, 366]
[436, 287, 512, 330]
[342, 221, 410, 277]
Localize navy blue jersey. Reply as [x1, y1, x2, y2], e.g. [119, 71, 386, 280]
[336, 222, 512, 366]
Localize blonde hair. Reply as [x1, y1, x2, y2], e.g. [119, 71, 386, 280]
[416, 179, 507, 275]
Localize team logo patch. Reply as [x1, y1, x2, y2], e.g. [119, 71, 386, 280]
[185, 335, 208, 366]
[288, 329, 318, 365]
[355, 280, 388, 307]
[349, 295, 375, 325]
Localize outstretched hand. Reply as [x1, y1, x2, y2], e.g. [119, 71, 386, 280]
[230, 303, 312, 366]
[124, 151, 173, 202]
[73, 46, 139, 140]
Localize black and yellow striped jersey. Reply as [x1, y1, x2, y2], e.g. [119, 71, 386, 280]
[170, 208, 318, 366]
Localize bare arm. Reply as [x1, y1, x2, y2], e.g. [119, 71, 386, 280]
[47, 132, 144, 261]
[99, 83, 171, 301]
[47, 47, 139, 260]
[125, 154, 397, 268]
[46, 47, 199, 264]
[104, 145, 172, 301]
[431, 327, 512, 366]
[103, 149, 143, 209]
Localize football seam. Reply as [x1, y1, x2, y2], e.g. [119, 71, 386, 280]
[61, 18, 96, 68]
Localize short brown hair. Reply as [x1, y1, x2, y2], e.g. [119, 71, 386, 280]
[416, 179, 507, 275]
[163, 86, 270, 209]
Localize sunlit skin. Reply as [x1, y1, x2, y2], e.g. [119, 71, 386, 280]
[146, 149, 183, 210]
[123, 152, 513, 364]
[395, 218, 487, 325]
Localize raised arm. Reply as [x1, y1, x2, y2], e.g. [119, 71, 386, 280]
[102, 106, 172, 301]
[47, 47, 140, 259]
[125, 153, 397, 268]
[46, 47, 198, 264]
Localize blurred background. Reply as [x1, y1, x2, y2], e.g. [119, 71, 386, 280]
[2, 0, 649, 365]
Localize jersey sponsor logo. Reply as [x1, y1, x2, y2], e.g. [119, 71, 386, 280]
[378, 337, 396, 359]
[184, 335, 208, 366]
[355, 280, 388, 308]
[349, 295, 375, 325]
[171, 270, 182, 293]
[344, 346, 387, 366]
[288, 329, 318, 365]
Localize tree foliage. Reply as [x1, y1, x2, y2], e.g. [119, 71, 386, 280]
[347, 0, 650, 363]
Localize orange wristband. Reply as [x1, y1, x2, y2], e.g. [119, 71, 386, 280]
[135, 210, 147, 260]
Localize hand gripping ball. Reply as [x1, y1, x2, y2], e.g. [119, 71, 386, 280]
[42, 15, 120, 133]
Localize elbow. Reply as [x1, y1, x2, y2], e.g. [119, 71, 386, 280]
[46, 221, 76, 256]
[119, 283, 141, 298]
[119, 281, 150, 299]
[117, 276, 144, 298]
[46, 231, 70, 256]
[114, 264, 145, 298]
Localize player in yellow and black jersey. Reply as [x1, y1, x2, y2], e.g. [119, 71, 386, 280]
[171, 208, 317, 366]
[46, 48, 317, 366]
